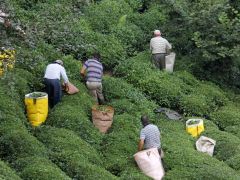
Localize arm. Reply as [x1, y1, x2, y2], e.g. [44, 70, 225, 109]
[138, 130, 145, 151]
[166, 40, 172, 52]
[60, 67, 69, 84]
[80, 66, 86, 77]
[138, 139, 144, 151]
[150, 39, 153, 51]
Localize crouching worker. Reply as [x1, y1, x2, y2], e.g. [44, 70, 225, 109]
[80, 52, 105, 105]
[44, 60, 69, 108]
[138, 115, 163, 158]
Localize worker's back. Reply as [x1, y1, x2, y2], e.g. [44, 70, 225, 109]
[150, 36, 171, 54]
[140, 124, 161, 149]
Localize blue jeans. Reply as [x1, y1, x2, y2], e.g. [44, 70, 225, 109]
[44, 78, 62, 108]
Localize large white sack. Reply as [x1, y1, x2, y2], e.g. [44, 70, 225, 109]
[134, 148, 164, 180]
[196, 136, 216, 156]
[165, 52, 176, 73]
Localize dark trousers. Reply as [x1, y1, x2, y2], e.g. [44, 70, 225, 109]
[152, 53, 166, 70]
[44, 78, 62, 108]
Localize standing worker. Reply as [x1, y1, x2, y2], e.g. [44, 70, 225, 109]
[150, 30, 172, 70]
[44, 60, 69, 108]
[138, 115, 163, 157]
[80, 52, 105, 105]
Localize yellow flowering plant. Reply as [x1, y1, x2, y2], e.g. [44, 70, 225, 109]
[0, 47, 16, 76]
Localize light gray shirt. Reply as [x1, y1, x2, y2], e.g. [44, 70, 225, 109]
[44, 63, 69, 83]
[140, 124, 161, 149]
[150, 36, 172, 54]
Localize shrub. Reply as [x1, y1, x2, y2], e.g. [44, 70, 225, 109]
[0, 160, 21, 180]
[0, 118, 48, 162]
[225, 125, 240, 139]
[35, 126, 102, 165]
[210, 104, 240, 130]
[103, 76, 157, 116]
[50, 158, 118, 180]
[114, 52, 190, 107]
[179, 94, 213, 116]
[47, 104, 103, 149]
[110, 23, 144, 56]
[226, 154, 240, 171]
[14, 156, 71, 180]
[84, 0, 132, 33]
[203, 128, 240, 163]
[62, 55, 82, 80]
[165, 165, 240, 180]
[83, 32, 126, 69]
[153, 118, 240, 179]
[100, 114, 141, 176]
[128, 5, 168, 47]
[119, 167, 151, 180]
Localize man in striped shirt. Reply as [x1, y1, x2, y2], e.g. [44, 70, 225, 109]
[80, 52, 105, 104]
[150, 30, 172, 70]
[138, 115, 162, 157]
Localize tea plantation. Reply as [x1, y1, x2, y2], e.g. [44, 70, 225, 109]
[1, 0, 240, 179]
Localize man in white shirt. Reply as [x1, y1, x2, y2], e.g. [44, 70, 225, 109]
[150, 30, 172, 70]
[44, 60, 69, 108]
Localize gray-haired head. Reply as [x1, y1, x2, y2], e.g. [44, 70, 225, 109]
[154, 30, 161, 36]
[55, 59, 63, 66]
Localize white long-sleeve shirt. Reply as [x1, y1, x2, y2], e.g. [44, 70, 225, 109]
[44, 63, 69, 83]
[150, 36, 172, 54]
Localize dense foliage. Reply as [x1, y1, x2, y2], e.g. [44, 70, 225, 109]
[1, 0, 240, 179]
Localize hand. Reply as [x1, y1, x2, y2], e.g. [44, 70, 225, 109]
[65, 82, 70, 91]
[80, 72, 85, 78]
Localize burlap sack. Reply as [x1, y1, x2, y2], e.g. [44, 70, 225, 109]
[134, 148, 164, 180]
[92, 105, 114, 133]
[63, 82, 79, 95]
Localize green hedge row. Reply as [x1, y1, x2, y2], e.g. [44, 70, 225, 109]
[13, 156, 71, 180]
[46, 81, 103, 149]
[35, 126, 117, 179]
[114, 52, 228, 116]
[102, 75, 240, 179]
[0, 159, 21, 180]
[0, 69, 76, 179]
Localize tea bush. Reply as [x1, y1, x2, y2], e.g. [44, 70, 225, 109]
[128, 5, 168, 47]
[100, 114, 140, 176]
[210, 104, 240, 130]
[110, 24, 144, 56]
[203, 128, 240, 163]
[179, 94, 214, 116]
[103, 76, 157, 116]
[83, 32, 126, 69]
[225, 125, 240, 139]
[0, 118, 48, 162]
[84, 0, 132, 33]
[153, 118, 240, 179]
[226, 154, 240, 171]
[35, 126, 102, 165]
[14, 156, 71, 180]
[0, 160, 21, 180]
[119, 167, 151, 180]
[47, 104, 103, 149]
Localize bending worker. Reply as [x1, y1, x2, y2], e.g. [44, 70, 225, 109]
[150, 29, 172, 70]
[80, 52, 105, 105]
[44, 60, 69, 108]
[138, 115, 163, 157]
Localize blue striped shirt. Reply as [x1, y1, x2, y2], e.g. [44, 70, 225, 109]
[83, 59, 103, 82]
